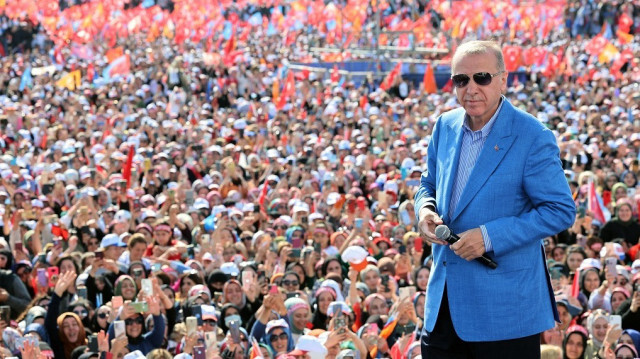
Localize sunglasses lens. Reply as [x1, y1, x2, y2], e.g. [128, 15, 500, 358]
[472, 72, 493, 86]
[452, 74, 470, 88]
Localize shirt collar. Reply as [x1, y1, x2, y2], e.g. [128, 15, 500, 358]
[463, 96, 505, 138]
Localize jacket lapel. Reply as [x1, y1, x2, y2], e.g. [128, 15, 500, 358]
[450, 100, 516, 221]
[440, 115, 464, 223]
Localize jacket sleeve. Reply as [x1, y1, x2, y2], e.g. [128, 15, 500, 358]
[4, 273, 31, 317]
[45, 293, 63, 356]
[144, 314, 165, 349]
[484, 128, 576, 257]
[250, 320, 266, 342]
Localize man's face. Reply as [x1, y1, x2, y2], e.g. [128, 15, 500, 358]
[452, 53, 507, 124]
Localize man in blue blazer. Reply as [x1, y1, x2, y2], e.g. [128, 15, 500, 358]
[415, 41, 575, 358]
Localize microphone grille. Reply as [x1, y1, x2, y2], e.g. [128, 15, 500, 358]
[435, 225, 450, 240]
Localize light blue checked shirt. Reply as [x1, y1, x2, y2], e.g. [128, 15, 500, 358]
[447, 97, 505, 253]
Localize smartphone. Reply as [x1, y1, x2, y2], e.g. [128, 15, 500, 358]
[47, 267, 59, 285]
[381, 274, 390, 291]
[144, 158, 152, 172]
[94, 251, 104, 260]
[88, 334, 99, 352]
[77, 286, 88, 299]
[39, 253, 47, 264]
[114, 320, 126, 338]
[367, 323, 379, 335]
[398, 245, 407, 254]
[112, 296, 123, 310]
[229, 320, 241, 343]
[141, 279, 153, 296]
[204, 331, 217, 350]
[610, 315, 622, 328]
[185, 190, 195, 207]
[37, 268, 48, 287]
[269, 284, 279, 295]
[193, 345, 205, 359]
[354, 218, 363, 230]
[186, 316, 198, 335]
[313, 242, 322, 254]
[14, 242, 22, 252]
[188, 305, 202, 325]
[399, 286, 417, 300]
[130, 301, 149, 313]
[605, 257, 617, 276]
[414, 237, 423, 252]
[286, 292, 300, 299]
[406, 179, 420, 187]
[290, 248, 301, 259]
[0, 306, 10, 324]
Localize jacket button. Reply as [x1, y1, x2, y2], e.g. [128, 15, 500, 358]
[443, 261, 447, 266]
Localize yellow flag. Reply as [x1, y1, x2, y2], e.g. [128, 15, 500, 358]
[598, 43, 619, 64]
[272, 78, 280, 104]
[56, 70, 81, 90]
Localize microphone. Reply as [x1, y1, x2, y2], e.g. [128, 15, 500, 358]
[435, 225, 498, 269]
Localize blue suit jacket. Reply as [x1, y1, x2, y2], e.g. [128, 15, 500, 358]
[414, 99, 575, 341]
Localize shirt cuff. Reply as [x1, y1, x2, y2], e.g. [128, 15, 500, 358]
[480, 225, 492, 253]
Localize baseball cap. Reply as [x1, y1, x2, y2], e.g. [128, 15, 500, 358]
[100, 233, 127, 248]
[266, 318, 289, 334]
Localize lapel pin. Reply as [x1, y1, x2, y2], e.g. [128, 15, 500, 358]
[494, 145, 499, 151]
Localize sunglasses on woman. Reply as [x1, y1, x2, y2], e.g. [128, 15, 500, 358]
[270, 332, 288, 342]
[282, 280, 299, 287]
[125, 317, 144, 326]
[74, 309, 88, 318]
[97, 312, 110, 319]
[451, 71, 504, 88]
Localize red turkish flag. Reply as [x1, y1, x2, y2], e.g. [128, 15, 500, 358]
[523, 47, 547, 67]
[618, 13, 633, 33]
[543, 54, 560, 77]
[585, 36, 608, 56]
[502, 45, 522, 72]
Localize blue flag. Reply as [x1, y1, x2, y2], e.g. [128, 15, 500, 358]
[19, 67, 32, 91]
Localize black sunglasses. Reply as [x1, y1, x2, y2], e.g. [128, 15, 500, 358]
[270, 332, 288, 342]
[282, 280, 299, 286]
[97, 312, 109, 319]
[203, 319, 216, 325]
[125, 317, 144, 325]
[451, 71, 504, 88]
[275, 225, 288, 230]
[241, 237, 252, 241]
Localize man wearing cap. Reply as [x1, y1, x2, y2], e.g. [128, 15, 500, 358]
[415, 40, 575, 357]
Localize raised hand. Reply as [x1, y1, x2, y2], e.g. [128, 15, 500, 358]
[54, 270, 77, 297]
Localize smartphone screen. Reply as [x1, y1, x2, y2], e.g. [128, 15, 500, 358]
[186, 316, 198, 335]
[114, 320, 126, 338]
[193, 345, 205, 359]
[414, 237, 423, 252]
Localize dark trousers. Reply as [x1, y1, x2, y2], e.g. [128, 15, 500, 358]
[421, 287, 541, 359]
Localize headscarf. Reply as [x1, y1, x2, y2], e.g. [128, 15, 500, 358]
[219, 304, 241, 333]
[621, 329, 640, 354]
[613, 199, 634, 225]
[587, 310, 609, 348]
[412, 292, 426, 318]
[113, 275, 138, 298]
[264, 319, 294, 354]
[611, 182, 628, 205]
[284, 297, 310, 334]
[285, 226, 304, 243]
[222, 280, 246, 309]
[24, 323, 50, 344]
[363, 293, 386, 313]
[57, 312, 87, 359]
[0, 248, 14, 270]
[615, 343, 639, 358]
[579, 267, 599, 298]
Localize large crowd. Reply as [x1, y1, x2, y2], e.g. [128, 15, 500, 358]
[0, 0, 640, 358]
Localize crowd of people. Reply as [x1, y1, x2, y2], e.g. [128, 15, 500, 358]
[0, 0, 639, 358]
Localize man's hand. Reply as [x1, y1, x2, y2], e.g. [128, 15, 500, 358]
[417, 207, 446, 245]
[450, 228, 486, 261]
